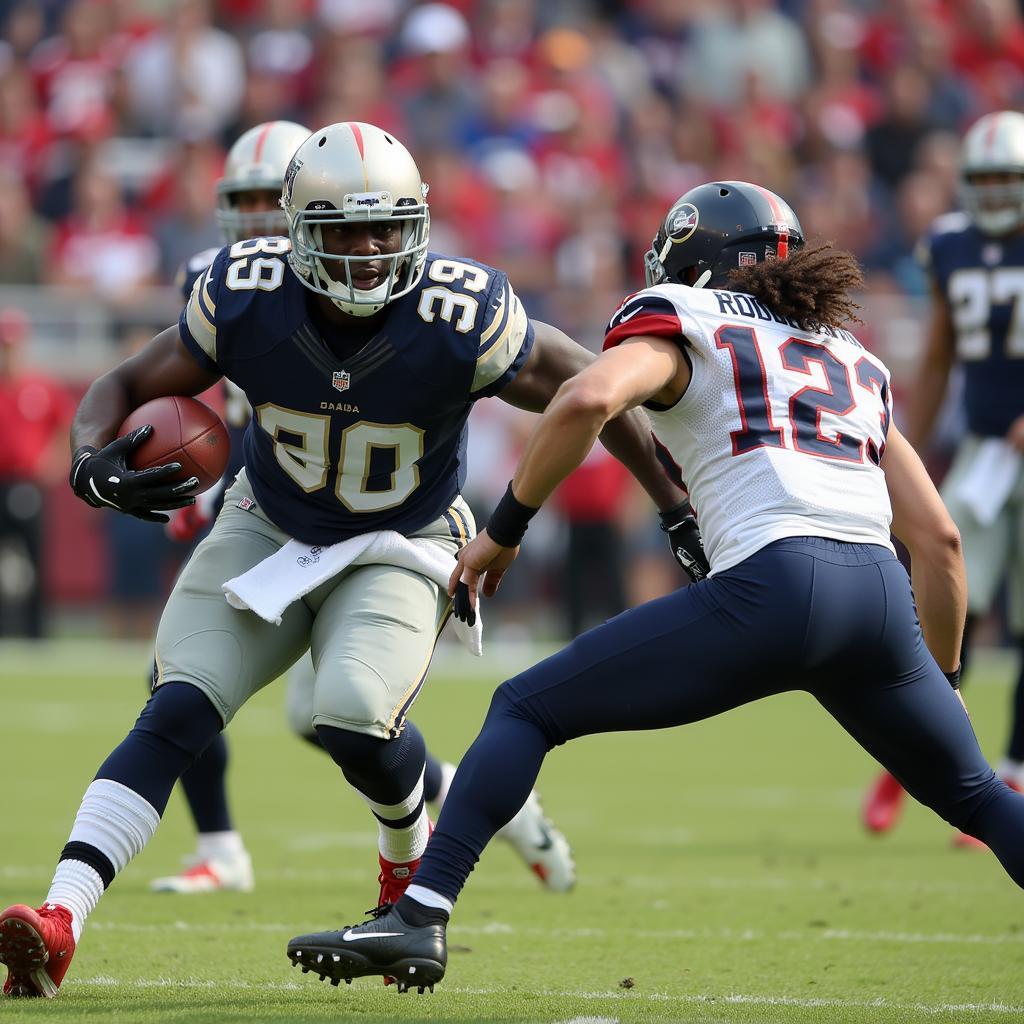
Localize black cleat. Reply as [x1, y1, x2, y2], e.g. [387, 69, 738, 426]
[286, 905, 446, 990]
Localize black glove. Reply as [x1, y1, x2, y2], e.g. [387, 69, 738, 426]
[453, 579, 475, 626]
[659, 499, 710, 583]
[70, 425, 199, 524]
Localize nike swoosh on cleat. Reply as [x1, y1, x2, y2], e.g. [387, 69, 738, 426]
[340, 930, 406, 942]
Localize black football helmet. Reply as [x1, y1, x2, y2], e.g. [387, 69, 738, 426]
[644, 181, 804, 290]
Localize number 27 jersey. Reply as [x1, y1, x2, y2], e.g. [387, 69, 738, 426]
[604, 285, 894, 574]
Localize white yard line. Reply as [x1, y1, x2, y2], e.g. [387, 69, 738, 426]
[79, 918, 1024, 947]
[65, 977, 1024, 1015]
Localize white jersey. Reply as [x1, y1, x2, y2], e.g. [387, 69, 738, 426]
[604, 284, 895, 574]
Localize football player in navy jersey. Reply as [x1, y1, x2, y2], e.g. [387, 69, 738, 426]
[863, 111, 1024, 842]
[154, 121, 577, 897]
[293, 181, 1024, 992]
[0, 122, 698, 998]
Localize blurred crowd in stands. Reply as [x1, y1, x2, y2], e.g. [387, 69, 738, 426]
[0, 0, 1018, 637]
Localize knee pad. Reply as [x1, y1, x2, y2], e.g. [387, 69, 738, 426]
[140, 681, 224, 760]
[312, 656, 395, 734]
[315, 720, 426, 804]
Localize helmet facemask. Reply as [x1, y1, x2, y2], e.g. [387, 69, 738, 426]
[960, 172, 1024, 236]
[287, 189, 430, 316]
[216, 187, 291, 244]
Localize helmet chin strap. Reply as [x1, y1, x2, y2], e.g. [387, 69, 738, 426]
[692, 269, 712, 289]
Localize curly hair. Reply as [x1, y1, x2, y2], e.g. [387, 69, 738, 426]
[725, 244, 863, 333]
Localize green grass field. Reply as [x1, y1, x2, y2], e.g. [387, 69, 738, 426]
[2, 639, 1023, 1023]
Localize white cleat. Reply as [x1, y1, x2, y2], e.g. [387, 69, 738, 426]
[496, 790, 575, 892]
[149, 850, 254, 894]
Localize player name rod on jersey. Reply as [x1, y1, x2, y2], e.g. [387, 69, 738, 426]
[713, 291, 857, 343]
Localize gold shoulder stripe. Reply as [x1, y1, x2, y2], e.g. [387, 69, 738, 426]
[478, 283, 510, 348]
[201, 266, 217, 317]
[476, 295, 526, 369]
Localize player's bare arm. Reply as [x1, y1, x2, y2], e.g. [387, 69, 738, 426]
[451, 334, 689, 605]
[70, 326, 221, 453]
[882, 423, 966, 674]
[904, 284, 955, 451]
[497, 320, 687, 513]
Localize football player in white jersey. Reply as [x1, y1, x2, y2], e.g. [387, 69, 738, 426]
[289, 181, 1024, 992]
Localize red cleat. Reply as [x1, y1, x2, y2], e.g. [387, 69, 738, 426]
[862, 770, 906, 834]
[0, 904, 76, 998]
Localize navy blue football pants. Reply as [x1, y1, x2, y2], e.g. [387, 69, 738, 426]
[416, 537, 1024, 901]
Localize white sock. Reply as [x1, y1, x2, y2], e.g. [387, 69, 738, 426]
[360, 773, 430, 863]
[46, 861, 103, 944]
[404, 883, 453, 914]
[196, 830, 245, 861]
[46, 779, 160, 942]
[431, 762, 456, 811]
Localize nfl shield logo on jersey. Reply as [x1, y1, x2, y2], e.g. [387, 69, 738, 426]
[332, 370, 351, 392]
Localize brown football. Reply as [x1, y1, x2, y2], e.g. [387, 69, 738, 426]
[118, 396, 229, 494]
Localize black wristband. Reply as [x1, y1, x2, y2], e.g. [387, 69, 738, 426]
[485, 481, 538, 548]
[944, 665, 962, 690]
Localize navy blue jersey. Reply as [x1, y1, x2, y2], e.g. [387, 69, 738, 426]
[179, 240, 534, 543]
[922, 212, 1024, 436]
[175, 246, 222, 302]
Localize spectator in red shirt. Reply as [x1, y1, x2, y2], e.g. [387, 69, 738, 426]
[0, 308, 72, 637]
[46, 157, 160, 303]
[29, 0, 120, 141]
[554, 447, 632, 636]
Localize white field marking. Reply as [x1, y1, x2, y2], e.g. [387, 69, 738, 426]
[82, 919, 1024, 947]
[0, 862, 1006, 897]
[64, 978, 1024, 1015]
[557, 1018, 620, 1023]
[0, 638, 562, 681]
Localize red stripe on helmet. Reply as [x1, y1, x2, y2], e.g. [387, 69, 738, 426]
[346, 122, 366, 160]
[253, 121, 274, 163]
[985, 114, 1000, 155]
[752, 183, 790, 260]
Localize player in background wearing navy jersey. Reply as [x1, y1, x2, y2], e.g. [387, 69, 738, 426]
[153, 122, 576, 898]
[863, 111, 1024, 842]
[0, 122, 700, 998]
[290, 180, 1024, 992]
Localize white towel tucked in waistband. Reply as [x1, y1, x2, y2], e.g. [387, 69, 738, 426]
[222, 529, 482, 656]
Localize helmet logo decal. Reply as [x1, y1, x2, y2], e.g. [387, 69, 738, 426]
[668, 203, 699, 243]
[283, 157, 302, 207]
[739, 251, 757, 266]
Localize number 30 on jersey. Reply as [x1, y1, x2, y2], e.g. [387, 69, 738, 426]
[255, 405, 424, 513]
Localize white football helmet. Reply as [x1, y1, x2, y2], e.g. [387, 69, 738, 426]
[960, 110, 1024, 236]
[281, 122, 430, 316]
[216, 120, 311, 242]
